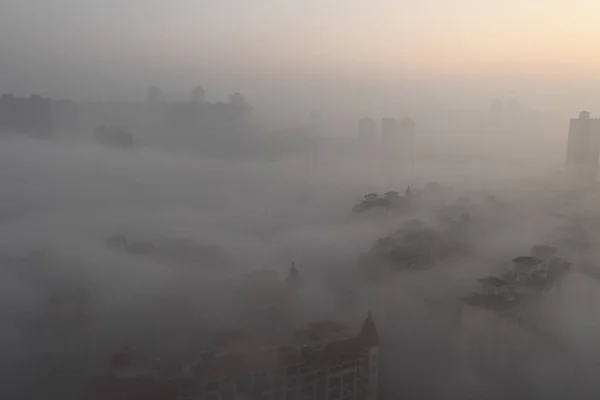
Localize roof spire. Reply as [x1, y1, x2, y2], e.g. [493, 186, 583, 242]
[287, 262, 300, 289]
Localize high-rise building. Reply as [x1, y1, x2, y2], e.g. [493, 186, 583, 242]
[565, 111, 600, 180]
[358, 118, 377, 143]
[0, 94, 53, 137]
[147, 86, 164, 105]
[192, 86, 206, 105]
[228, 93, 246, 107]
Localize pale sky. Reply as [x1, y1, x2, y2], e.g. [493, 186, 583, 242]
[1, 0, 600, 109]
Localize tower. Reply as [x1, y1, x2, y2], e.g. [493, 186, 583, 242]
[358, 117, 377, 143]
[146, 86, 164, 105]
[357, 312, 380, 400]
[192, 86, 205, 105]
[565, 111, 600, 180]
[286, 262, 300, 289]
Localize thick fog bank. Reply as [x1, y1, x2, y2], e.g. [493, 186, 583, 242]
[0, 136, 599, 399]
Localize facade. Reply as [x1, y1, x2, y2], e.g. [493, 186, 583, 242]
[565, 111, 600, 180]
[83, 314, 380, 400]
[187, 314, 380, 400]
[193, 86, 206, 105]
[82, 266, 380, 400]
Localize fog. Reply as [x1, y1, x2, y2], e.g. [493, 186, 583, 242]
[0, 127, 599, 400]
[3, 1, 600, 398]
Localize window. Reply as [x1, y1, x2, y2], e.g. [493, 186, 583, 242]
[205, 381, 219, 391]
[371, 353, 377, 362]
[329, 389, 341, 399]
[371, 365, 377, 374]
[342, 362, 355, 370]
[330, 366, 342, 373]
[287, 366, 298, 375]
[206, 395, 218, 400]
[329, 377, 341, 388]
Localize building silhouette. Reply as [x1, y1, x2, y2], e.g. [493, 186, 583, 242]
[147, 86, 164, 105]
[83, 313, 380, 400]
[0, 94, 53, 137]
[82, 268, 381, 400]
[192, 86, 206, 105]
[566, 111, 600, 180]
[228, 93, 246, 107]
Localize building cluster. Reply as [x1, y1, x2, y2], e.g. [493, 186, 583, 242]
[0, 86, 254, 147]
[82, 265, 381, 400]
[357, 117, 415, 152]
[0, 94, 55, 137]
[460, 245, 571, 323]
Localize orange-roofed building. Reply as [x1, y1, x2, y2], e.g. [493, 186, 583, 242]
[83, 313, 380, 400]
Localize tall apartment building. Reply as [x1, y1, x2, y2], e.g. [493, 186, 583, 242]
[565, 111, 600, 180]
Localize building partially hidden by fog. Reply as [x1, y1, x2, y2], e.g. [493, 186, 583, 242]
[83, 266, 381, 400]
[192, 86, 206, 105]
[0, 94, 53, 137]
[566, 111, 600, 180]
[358, 117, 377, 143]
[147, 86, 164, 105]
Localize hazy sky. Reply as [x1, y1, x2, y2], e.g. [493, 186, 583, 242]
[1, 0, 600, 108]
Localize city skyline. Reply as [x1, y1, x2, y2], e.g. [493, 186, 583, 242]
[1, 0, 600, 114]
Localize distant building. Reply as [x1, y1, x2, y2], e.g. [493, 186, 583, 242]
[94, 125, 134, 149]
[192, 86, 206, 105]
[228, 93, 246, 107]
[147, 86, 164, 105]
[83, 267, 381, 400]
[84, 313, 380, 400]
[565, 111, 600, 180]
[358, 118, 377, 143]
[0, 94, 53, 137]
